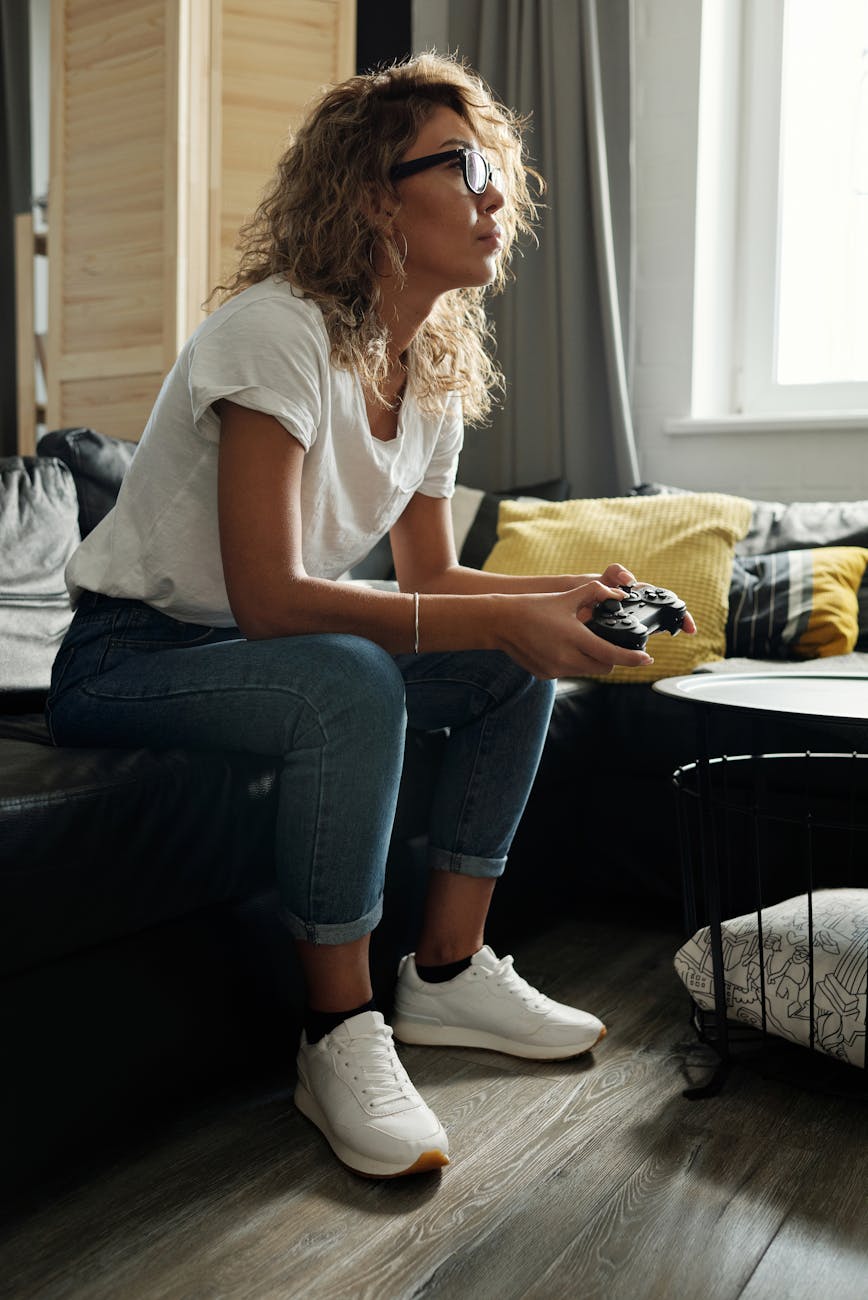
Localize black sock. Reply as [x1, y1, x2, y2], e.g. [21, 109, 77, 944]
[415, 954, 474, 983]
[305, 998, 377, 1045]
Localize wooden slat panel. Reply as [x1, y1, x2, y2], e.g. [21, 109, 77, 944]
[57, 0, 169, 355]
[48, 0, 355, 438]
[214, 0, 356, 287]
[57, 344, 164, 381]
[15, 213, 37, 456]
[46, 0, 67, 429]
[49, 0, 178, 436]
[176, 0, 213, 341]
[60, 372, 164, 440]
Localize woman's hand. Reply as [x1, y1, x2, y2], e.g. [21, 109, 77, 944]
[493, 569, 698, 678]
[494, 582, 654, 679]
[566, 562, 639, 590]
[561, 563, 698, 637]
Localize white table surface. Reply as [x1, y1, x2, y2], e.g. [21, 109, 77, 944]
[653, 673, 868, 723]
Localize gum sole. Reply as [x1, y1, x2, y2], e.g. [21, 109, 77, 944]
[350, 1150, 450, 1180]
[295, 1085, 449, 1178]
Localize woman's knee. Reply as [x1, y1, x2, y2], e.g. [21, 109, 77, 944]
[300, 634, 407, 743]
[529, 673, 557, 710]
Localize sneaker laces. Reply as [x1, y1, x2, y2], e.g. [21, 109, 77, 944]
[490, 954, 551, 1011]
[336, 1023, 418, 1109]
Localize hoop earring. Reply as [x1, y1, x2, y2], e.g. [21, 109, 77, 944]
[367, 230, 407, 274]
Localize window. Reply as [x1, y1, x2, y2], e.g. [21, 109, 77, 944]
[776, 1, 868, 387]
[691, 0, 868, 422]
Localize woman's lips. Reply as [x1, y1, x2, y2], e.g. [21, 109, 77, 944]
[478, 228, 503, 248]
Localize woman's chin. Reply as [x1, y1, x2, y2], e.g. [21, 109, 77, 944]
[466, 255, 501, 288]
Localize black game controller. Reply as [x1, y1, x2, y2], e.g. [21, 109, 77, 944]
[587, 584, 687, 652]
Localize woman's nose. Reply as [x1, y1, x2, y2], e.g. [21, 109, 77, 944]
[482, 180, 505, 213]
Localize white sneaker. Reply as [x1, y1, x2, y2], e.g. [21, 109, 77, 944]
[294, 1010, 449, 1178]
[392, 946, 607, 1060]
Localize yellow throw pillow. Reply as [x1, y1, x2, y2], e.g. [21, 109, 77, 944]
[483, 493, 754, 682]
[796, 547, 868, 658]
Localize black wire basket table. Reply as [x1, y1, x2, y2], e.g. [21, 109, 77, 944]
[654, 673, 868, 1097]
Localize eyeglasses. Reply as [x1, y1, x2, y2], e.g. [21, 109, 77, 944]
[389, 147, 502, 195]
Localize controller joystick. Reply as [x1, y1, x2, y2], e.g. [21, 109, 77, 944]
[587, 583, 687, 652]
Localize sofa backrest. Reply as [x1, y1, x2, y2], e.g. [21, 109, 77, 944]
[38, 427, 136, 538]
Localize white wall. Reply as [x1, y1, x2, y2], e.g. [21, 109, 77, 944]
[632, 0, 868, 502]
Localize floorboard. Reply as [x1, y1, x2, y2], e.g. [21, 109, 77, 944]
[2, 915, 866, 1300]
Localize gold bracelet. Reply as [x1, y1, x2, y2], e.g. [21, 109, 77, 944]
[413, 591, 420, 654]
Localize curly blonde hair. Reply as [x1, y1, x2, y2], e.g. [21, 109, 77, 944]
[211, 52, 542, 423]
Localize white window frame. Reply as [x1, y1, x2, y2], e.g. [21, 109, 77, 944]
[674, 0, 868, 433]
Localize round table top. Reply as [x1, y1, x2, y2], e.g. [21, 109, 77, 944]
[653, 672, 868, 723]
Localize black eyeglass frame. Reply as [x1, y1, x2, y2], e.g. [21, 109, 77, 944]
[389, 147, 501, 195]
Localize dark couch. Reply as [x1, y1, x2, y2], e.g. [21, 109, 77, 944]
[3, 429, 866, 1196]
[1, 433, 596, 1196]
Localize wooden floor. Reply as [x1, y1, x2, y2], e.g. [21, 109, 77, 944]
[2, 915, 867, 1299]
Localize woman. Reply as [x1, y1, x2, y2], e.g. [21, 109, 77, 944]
[47, 53, 688, 1180]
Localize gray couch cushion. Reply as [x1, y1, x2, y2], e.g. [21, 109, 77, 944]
[0, 458, 79, 690]
[737, 499, 868, 557]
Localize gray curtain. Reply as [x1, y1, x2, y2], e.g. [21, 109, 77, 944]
[446, 0, 639, 496]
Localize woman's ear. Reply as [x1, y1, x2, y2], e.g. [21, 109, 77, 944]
[364, 184, 397, 226]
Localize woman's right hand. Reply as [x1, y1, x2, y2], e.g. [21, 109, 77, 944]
[493, 583, 655, 679]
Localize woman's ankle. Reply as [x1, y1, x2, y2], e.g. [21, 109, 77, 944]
[304, 997, 378, 1044]
[295, 933, 373, 1012]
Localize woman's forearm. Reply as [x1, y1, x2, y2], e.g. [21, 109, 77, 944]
[407, 564, 588, 597]
[238, 573, 512, 655]
[237, 570, 653, 680]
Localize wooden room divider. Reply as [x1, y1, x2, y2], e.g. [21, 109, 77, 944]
[46, 0, 355, 442]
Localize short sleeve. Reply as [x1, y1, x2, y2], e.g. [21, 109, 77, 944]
[187, 292, 327, 448]
[417, 393, 464, 498]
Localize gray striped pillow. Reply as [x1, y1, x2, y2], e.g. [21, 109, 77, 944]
[727, 548, 868, 658]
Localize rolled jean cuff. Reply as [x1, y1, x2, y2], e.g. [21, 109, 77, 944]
[280, 893, 384, 945]
[427, 846, 506, 879]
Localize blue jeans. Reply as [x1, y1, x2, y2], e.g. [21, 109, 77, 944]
[46, 594, 556, 944]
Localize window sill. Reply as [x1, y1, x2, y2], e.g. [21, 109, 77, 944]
[665, 412, 868, 436]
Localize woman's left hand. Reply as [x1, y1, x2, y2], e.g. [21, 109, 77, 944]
[565, 563, 697, 635]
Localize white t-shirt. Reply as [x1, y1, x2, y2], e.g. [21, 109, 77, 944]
[65, 278, 464, 625]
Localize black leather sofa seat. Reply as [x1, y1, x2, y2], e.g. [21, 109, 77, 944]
[0, 712, 279, 978]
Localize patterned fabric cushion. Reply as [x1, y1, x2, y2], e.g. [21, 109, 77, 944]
[0, 458, 80, 690]
[727, 547, 868, 658]
[674, 889, 868, 1069]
